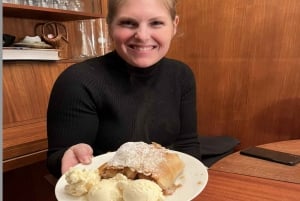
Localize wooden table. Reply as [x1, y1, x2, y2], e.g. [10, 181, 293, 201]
[193, 170, 300, 201]
[211, 139, 300, 183]
[193, 140, 300, 200]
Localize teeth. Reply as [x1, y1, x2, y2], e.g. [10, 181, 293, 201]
[132, 46, 154, 51]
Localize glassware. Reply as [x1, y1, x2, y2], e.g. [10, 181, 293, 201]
[3, 0, 14, 3]
[4, 0, 20, 4]
[96, 18, 112, 55]
[41, 0, 53, 8]
[72, 19, 112, 59]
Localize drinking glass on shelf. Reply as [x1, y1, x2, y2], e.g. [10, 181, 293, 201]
[21, 0, 40, 6]
[72, 19, 112, 59]
[41, 0, 53, 8]
[67, 0, 84, 11]
[57, 0, 67, 10]
[96, 18, 112, 55]
[4, 0, 19, 3]
[77, 19, 98, 58]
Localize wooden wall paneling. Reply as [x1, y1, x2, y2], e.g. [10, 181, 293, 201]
[100, 0, 108, 17]
[3, 62, 70, 126]
[3, 121, 47, 159]
[3, 61, 71, 171]
[168, 0, 300, 149]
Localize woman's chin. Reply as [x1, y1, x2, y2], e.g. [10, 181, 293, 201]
[128, 59, 158, 68]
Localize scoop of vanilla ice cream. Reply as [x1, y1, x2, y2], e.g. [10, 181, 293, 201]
[120, 179, 165, 201]
[64, 167, 100, 196]
[87, 173, 127, 201]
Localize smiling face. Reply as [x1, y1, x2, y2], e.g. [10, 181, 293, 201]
[108, 0, 179, 68]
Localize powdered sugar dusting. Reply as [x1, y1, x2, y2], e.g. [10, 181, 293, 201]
[108, 142, 166, 173]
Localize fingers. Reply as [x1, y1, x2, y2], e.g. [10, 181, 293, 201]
[61, 143, 94, 174]
[61, 148, 78, 174]
[71, 143, 93, 164]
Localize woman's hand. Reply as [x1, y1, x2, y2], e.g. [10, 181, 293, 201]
[61, 143, 93, 174]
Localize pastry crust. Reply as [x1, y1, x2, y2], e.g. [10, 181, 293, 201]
[98, 142, 184, 195]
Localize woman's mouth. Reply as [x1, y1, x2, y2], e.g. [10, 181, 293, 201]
[128, 45, 157, 52]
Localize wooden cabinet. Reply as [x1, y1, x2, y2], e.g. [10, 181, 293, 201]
[3, 1, 107, 60]
[3, 1, 107, 172]
[3, 61, 71, 171]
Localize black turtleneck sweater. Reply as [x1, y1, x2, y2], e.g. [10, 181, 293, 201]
[47, 51, 201, 178]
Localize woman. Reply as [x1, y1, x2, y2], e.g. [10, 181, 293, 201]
[47, 0, 201, 178]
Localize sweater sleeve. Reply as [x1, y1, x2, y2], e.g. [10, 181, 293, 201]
[172, 65, 202, 161]
[46, 65, 99, 178]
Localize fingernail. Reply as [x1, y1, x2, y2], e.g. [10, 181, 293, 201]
[83, 157, 91, 163]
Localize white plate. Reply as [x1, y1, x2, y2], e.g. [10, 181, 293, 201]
[55, 151, 208, 201]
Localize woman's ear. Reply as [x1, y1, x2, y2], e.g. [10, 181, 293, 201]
[173, 16, 180, 36]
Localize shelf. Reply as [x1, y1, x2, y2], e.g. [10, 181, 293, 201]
[3, 3, 104, 21]
[3, 148, 47, 172]
[3, 120, 49, 171]
[3, 58, 86, 64]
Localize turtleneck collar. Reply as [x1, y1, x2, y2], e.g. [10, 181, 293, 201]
[109, 51, 163, 77]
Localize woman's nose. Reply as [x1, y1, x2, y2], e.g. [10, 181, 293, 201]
[134, 25, 150, 41]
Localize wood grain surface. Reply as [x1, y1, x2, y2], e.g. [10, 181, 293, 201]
[211, 140, 300, 184]
[168, 0, 300, 149]
[194, 170, 300, 201]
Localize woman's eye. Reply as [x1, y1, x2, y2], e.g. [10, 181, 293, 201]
[119, 20, 137, 28]
[151, 21, 164, 27]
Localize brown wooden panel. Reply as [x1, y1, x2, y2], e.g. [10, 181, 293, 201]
[3, 17, 45, 42]
[3, 150, 47, 172]
[100, 0, 108, 17]
[168, 0, 300, 149]
[3, 121, 47, 159]
[3, 61, 70, 169]
[3, 61, 70, 125]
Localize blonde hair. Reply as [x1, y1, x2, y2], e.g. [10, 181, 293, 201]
[106, 0, 178, 25]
